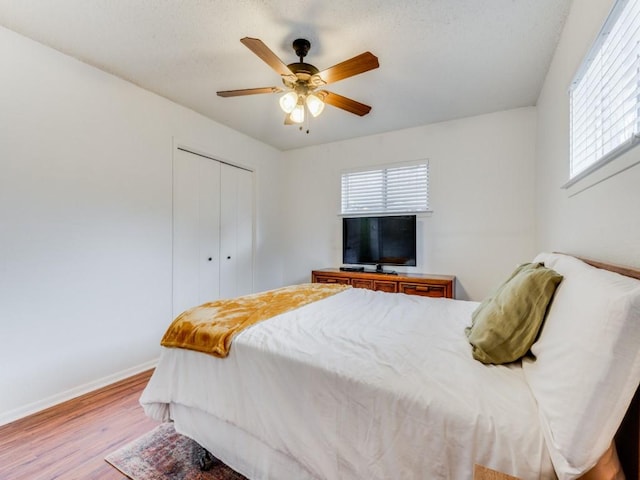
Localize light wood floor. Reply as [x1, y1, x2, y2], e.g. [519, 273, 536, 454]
[0, 369, 157, 480]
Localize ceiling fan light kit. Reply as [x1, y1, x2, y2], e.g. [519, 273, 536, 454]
[306, 93, 325, 117]
[290, 102, 305, 124]
[279, 91, 298, 114]
[217, 37, 379, 129]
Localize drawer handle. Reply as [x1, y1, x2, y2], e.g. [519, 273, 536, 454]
[415, 286, 431, 292]
[325, 279, 337, 283]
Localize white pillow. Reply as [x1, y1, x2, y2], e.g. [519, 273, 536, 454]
[524, 253, 640, 479]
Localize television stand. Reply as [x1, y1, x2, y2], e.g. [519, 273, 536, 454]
[311, 269, 455, 298]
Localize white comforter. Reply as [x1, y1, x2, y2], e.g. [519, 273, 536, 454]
[141, 287, 554, 479]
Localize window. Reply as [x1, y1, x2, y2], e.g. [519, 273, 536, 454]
[569, 0, 640, 185]
[340, 161, 429, 215]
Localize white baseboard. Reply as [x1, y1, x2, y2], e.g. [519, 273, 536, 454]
[0, 358, 158, 427]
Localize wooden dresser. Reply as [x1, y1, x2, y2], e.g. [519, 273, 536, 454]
[312, 268, 455, 299]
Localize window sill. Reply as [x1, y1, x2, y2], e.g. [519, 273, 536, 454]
[338, 211, 433, 217]
[563, 136, 640, 197]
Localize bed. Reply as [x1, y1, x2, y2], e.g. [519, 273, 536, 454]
[140, 253, 640, 479]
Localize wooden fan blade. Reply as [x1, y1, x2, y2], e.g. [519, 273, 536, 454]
[217, 87, 282, 97]
[240, 37, 294, 76]
[317, 52, 379, 84]
[322, 91, 372, 116]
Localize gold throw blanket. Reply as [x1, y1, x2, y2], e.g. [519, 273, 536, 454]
[161, 283, 351, 357]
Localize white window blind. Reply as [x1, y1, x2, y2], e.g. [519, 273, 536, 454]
[570, 0, 640, 180]
[341, 162, 429, 215]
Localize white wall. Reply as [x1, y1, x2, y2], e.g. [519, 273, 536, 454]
[8, 0, 626, 423]
[281, 107, 538, 301]
[0, 26, 285, 424]
[536, 0, 640, 267]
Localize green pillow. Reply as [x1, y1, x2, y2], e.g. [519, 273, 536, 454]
[465, 262, 563, 364]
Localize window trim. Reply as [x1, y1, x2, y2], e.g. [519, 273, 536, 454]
[563, 134, 640, 186]
[565, 0, 640, 194]
[563, 138, 640, 195]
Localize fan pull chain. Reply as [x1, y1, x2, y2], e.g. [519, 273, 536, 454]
[300, 108, 311, 134]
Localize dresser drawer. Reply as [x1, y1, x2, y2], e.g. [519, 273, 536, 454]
[373, 280, 398, 293]
[351, 278, 374, 289]
[313, 274, 350, 285]
[399, 282, 447, 298]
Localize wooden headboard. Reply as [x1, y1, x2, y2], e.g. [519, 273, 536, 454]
[576, 256, 640, 479]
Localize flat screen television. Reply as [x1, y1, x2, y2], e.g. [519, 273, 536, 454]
[342, 215, 417, 270]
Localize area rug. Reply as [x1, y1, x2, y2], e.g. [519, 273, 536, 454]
[105, 422, 247, 480]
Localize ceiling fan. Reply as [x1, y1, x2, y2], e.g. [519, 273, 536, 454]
[217, 37, 379, 125]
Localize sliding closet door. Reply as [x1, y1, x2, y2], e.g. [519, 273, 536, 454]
[219, 163, 254, 299]
[172, 149, 221, 317]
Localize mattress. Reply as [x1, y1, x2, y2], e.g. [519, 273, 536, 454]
[141, 287, 555, 479]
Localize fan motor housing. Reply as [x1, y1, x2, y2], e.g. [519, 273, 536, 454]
[287, 62, 319, 76]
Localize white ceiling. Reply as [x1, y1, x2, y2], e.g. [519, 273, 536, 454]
[0, 0, 572, 151]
